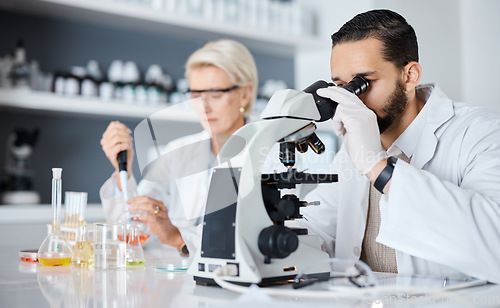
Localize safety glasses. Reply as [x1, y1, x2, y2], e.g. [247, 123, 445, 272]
[184, 85, 239, 101]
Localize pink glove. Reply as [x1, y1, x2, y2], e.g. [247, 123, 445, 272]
[317, 86, 387, 175]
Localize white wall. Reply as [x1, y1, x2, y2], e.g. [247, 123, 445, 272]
[460, 0, 500, 111]
[372, 0, 464, 101]
[294, 0, 373, 89]
[297, 0, 500, 110]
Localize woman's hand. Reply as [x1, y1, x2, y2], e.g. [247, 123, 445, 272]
[127, 196, 185, 248]
[100, 121, 135, 189]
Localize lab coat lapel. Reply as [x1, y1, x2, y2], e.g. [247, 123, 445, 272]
[412, 127, 437, 169]
[412, 85, 454, 170]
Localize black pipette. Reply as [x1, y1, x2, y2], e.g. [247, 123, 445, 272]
[117, 150, 129, 201]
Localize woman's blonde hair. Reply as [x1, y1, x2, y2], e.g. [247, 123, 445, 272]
[185, 39, 258, 116]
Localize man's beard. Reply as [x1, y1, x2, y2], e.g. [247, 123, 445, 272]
[377, 80, 408, 134]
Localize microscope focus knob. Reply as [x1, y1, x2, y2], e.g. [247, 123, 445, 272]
[275, 194, 301, 220]
[258, 225, 299, 262]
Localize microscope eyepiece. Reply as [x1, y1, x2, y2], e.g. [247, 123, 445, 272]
[342, 75, 369, 96]
[304, 75, 369, 122]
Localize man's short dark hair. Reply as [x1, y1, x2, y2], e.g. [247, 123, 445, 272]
[331, 9, 419, 69]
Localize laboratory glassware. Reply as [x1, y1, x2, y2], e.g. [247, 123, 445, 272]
[117, 210, 151, 244]
[72, 222, 94, 268]
[93, 222, 126, 270]
[63, 191, 88, 241]
[126, 224, 145, 266]
[19, 249, 38, 262]
[38, 168, 72, 266]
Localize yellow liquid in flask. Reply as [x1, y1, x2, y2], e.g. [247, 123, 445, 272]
[39, 257, 72, 266]
[72, 241, 94, 268]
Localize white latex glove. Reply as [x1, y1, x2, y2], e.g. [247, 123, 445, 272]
[317, 86, 387, 175]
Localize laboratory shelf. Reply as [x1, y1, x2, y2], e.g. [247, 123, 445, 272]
[0, 88, 199, 121]
[0, 0, 327, 56]
[0, 203, 105, 224]
[0, 88, 338, 131]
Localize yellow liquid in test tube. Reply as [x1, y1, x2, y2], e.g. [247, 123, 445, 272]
[39, 257, 72, 266]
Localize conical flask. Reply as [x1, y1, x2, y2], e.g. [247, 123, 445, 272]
[72, 222, 94, 268]
[126, 224, 145, 266]
[38, 168, 72, 266]
[117, 209, 151, 245]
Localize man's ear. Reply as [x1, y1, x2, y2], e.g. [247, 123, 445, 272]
[403, 61, 422, 92]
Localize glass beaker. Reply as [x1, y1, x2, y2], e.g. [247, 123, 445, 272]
[38, 168, 72, 266]
[72, 222, 94, 268]
[126, 225, 145, 266]
[93, 223, 127, 270]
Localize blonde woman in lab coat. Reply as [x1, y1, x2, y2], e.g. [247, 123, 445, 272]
[99, 39, 258, 255]
[300, 9, 500, 283]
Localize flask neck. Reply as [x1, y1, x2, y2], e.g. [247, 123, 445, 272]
[77, 224, 87, 242]
[51, 178, 62, 232]
[128, 226, 141, 246]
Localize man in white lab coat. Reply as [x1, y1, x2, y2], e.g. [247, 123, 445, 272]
[301, 9, 500, 283]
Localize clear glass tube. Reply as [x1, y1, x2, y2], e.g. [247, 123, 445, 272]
[51, 168, 62, 232]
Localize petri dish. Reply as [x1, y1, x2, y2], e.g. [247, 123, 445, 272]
[155, 259, 189, 272]
[19, 249, 39, 262]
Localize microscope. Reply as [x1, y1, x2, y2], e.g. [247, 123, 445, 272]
[188, 77, 369, 285]
[1, 128, 40, 205]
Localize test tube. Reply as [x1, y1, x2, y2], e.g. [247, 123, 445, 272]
[65, 191, 88, 241]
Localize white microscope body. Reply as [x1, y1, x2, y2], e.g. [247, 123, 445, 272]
[188, 86, 336, 285]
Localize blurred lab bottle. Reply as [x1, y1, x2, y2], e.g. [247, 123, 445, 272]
[10, 40, 30, 88]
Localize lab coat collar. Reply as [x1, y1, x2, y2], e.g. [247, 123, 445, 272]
[417, 83, 454, 131]
[390, 84, 455, 169]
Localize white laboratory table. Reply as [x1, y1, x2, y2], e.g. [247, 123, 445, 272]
[1, 240, 500, 308]
[1, 205, 500, 307]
